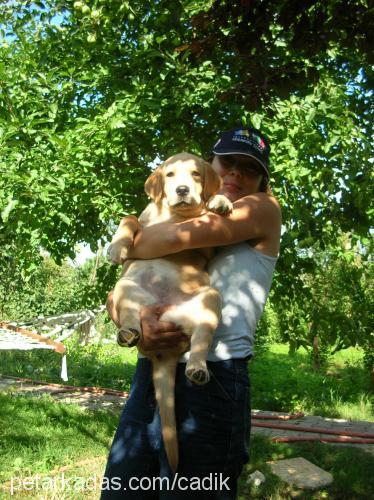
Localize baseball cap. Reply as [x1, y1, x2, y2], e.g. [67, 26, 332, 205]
[212, 127, 270, 177]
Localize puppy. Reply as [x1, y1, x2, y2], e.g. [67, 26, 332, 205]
[107, 152, 232, 472]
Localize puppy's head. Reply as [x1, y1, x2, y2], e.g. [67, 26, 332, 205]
[145, 153, 221, 213]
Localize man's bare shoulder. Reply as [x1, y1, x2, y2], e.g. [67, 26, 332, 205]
[237, 192, 281, 218]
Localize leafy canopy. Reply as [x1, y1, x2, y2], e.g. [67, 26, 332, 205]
[0, 1, 372, 358]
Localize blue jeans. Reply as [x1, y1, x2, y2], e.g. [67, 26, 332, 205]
[101, 358, 251, 499]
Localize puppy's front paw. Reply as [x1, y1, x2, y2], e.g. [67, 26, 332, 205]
[107, 242, 130, 265]
[117, 328, 140, 347]
[207, 195, 233, 215]
[186, 362, 210, 385]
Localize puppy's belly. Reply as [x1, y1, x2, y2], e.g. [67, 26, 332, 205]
[123, 259, 203, 304]
[140, 269, 185, 304]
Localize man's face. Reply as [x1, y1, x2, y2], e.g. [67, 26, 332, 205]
[211, 155, 264, 202]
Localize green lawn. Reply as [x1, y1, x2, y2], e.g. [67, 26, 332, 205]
[250, 344, 373, 421]
[0, 341, 373, 498]
[238, 435, 374, 499]
[1, 341, 372, 421]
[0, 339, 138, 392]
[0, 393, 372, 499]
[0, 393, 117, 497]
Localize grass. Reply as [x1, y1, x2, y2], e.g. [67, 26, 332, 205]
[0, 339, 373, 497]
[250, 344, 373, 421]
[0, 338, 138, 393]
[0, 393, 117, 498]
[238, 435, 374, 499]
[0, 392, 372, 499]
[1, 340, 372, 421]
[0, 394, 117, 481]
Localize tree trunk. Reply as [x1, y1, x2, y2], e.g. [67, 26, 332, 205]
[90, 245, 103, 284]
[312, 335, 320, 371]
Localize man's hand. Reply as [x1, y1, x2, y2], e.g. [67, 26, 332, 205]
[139, 304, 188, 351]
[107, 292, 187, 350]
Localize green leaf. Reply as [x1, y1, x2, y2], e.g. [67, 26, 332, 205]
[1, 198, 18, 222]
[58, 213, 72, 225]
[109, 117, 126, 129]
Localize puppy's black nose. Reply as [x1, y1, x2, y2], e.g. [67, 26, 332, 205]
[176, 185, 190, 196]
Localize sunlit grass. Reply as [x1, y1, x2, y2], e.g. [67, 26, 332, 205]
[1, 341, 372, 420]
[0, 338, 138, 392]
[250, 344, 373, 421]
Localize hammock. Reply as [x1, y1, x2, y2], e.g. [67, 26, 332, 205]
[0, 306, 105, 381]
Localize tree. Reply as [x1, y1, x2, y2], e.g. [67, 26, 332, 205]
[0, 256, 90, 320]
[0, 1, 372, 358]
[276, 239, 373, 364]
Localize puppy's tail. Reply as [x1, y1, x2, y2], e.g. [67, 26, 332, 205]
[152, 355, 179, 473]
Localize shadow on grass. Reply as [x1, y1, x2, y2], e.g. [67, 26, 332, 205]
[0, 393, 119, 482]
[250, 348, 372, 417]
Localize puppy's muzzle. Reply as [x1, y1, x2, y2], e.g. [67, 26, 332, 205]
[176, 185, 190, 196]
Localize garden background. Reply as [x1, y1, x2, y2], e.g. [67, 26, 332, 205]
[0, 1, 373, 498]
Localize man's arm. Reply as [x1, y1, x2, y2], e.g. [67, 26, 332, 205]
[130, 193, 281, 260]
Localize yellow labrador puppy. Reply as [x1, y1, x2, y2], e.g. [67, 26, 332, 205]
[107, 152, 232, 472]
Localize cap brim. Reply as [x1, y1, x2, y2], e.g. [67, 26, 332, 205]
[212, 150, 269, 177]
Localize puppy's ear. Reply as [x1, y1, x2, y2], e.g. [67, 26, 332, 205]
[144, 167, 164, 204]
[203, 162, 222, 201]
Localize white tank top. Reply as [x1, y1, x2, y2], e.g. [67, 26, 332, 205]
[137, 242, 277, 363]
[205, 242, 277, 361]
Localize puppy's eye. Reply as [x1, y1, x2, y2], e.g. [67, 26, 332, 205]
[166, 172, 174, 177]
[192, 171, 201, 177]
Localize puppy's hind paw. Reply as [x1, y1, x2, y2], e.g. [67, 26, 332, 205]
[186, 365, 210, 385]
[117, 328, 140, 348]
